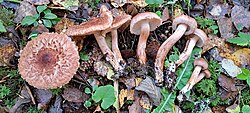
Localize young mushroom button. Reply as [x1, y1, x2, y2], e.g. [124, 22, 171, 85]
[66, 5, 122, 71]
[180, 58, 208, 93]
[175, 29, 208, 67]
[130, 12, 162, 64]
[18, 33, 80, 89]
[154, 15, 197, 86]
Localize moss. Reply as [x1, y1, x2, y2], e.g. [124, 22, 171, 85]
[0, 8, 15, 27]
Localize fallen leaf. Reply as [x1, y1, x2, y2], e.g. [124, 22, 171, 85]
[34, 89, 53, 110]
[26, 0, 50, 5]
[9, 87, 31, 113]
[94, 60, 113, 78]
[31, 24, 49, 33]
[231, 48, 250, 68]
[231, 5, 250, 31]
[48, 95, 63, 113]
[111, 0, 127, 8]
[119, 89, 134, 108]
[128, 97, 142, 113]
[14, 1, 37, 23]
[221, 59, 242, 78]
[226, 104, 240, 113]
[62, 87, 83, 102]
[218, 74, 238, 100]
[52, 0, 79, 11]
[207, 3, 231, 20]
[0, 44, 16, 66]
[202, 35, 227, 54]
[212, 106, 226, 113]
[128, 0, 148, 8]
[135, 77, 162, 106]
[217, 17, 234, 38]
[139, 94, 152, 110]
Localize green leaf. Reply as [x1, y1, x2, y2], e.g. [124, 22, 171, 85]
[237, 68, 250, 80]
[146, 0, 164, 4]
[33, 21, 39, 27]
[37, 5, 47, 14]
[152, 90, 176, 113]
[43, 9, 51, 14]
[42, 19, 52, 28]
[21, 16, 37, 26]
[227, 32, 250, 46]
[0, 0, 3, 3]
[80, 52, 89, 61]
[92, 85, 116, 109]
[84, 87, 91, 94]
[242, 105, 250, 113]
[44, 13, 57, 19]
[155, 11, 162, 17]
[247, 76, 250, 87]
[84, 100, 92, 108]
[0, 21, 7, 32]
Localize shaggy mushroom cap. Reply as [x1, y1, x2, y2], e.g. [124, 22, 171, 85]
[66, 5, 113, 36]
[130, 12, 162, 35]
[18, 33, 79, 89]
[172, 15, 197, 35]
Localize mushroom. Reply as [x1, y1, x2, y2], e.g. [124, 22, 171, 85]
[180, 69, 211, 94]
[175, 29, 208, 67]
[130, 12, 162, 64]
[180, 58, 209, 93]
[154, 15, 197, 85]
[66, 5, 122, 71]
[18, 33, 80, 89]
[102, 14, 132, 68]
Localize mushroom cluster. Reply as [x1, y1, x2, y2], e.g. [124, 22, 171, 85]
[66, 5, 131, 72]
[18, 33, 79, 89]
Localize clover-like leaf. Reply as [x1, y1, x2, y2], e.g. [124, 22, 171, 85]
[44, 13, 57, 19]
[21, 16, 37, 26]
[0, 21, 6, 32]
[92, 85, 116, 109]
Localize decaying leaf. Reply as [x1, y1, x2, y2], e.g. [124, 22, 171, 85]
[119, 89, 134, 108]
[135, 77, 162, 106]
[48, 95, 63, 113]
[202, 35, 227, 54]
[111, 0, 127, 8]
[9, 87, 31, 113]
[231, 5, 250, 31]
[0, 44, 16, 66]
[218, 74, 238, 100]
[34, 89, 53, 110]
[226, 104, 240, 113]
[52, 0, 79, 11]
[221, 59, 242, 78]
[139, 94, 152, 110]
[231, 48, 250, 67]
[14, 1, 37, 23]
[217, 17, 234, 38]
[128, 0, 148, 7]
[62, 87, 83, 102]
[26, 0, 50, 5]
[94, 60, 114, 80]
[128, 97, 142, 113]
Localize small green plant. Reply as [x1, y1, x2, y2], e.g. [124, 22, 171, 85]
[195, 16, 218, 34]
[146, 0, 164, 12]
[0, 8, 15, 32]
[0, 85, 11, 99]
[4, 98, 15, 109]
[241, 89, 250, 105]
[92, 85, 116, 110]
[242, 105, 250, 113]
[227, 32, 250, 47]
[0, 21, 6, 32]
[236, 68, 250, 86]
[21, 5, 60, 28]
[80, 51, 89, 61]
[164, 46, 180, 68]
[86, 0, 101, 9]
[51, 88, 63, 95]
[26, 106, 42, 113]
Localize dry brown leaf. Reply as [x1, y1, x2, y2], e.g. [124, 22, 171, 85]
[231, 5, 250, 31]
[139, 94, 152, 110]
[26, 0, 50, 5]
[135, 77, 143, 86]
[128, 97, 142, 113]
[202, 35, 227, 54]
[0, 44, 16, 66]
[218, 74, 238, 100]
[111, 0, 127, 8]
[14, 1, 37, 23]
[119, 89, 127, 108]
[55, 16, 75, 34]
[128, 0, 148, 7]
[62, 87, 83, 102]
[231, 48, 250, 67]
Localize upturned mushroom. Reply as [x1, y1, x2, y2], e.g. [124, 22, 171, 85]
[154, 15, 197, 85]
[18, 33, 79, 89]
[102, 14, 132, 68]
[66, 5, 122, 71]
[180, 58, 208, 93]
[175, 29, 208, 67]
[130, 12, 162, 64]
[180, 69, 211, 94]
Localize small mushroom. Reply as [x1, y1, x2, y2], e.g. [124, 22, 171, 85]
[66, 5, 122, 71]
[18, 33, 79, 89]
[180, 69, 211, 94]
[102, 14, 132, 68]
[175, 29, 208, 67]
[130, 12, 162, 64]
[154, 15, 197, 85]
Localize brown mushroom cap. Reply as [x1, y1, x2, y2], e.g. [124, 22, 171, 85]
[130, 12, 162, 35]
[193, 58, 208, 70]
[66, 5, 113, 36]
[202, 69, 211, 78]
[172, 15, 197, 35]
[18, 33, 79, 89]
[192, 29, 208, 47]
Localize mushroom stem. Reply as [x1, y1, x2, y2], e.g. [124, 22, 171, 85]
[175, 36, 199, 67]
[111, 30, 125, 66]
[154, 24, 188, 84]
[94, 33, 120, 71]
[137, 22, 150, 64]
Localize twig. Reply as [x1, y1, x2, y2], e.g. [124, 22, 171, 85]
[24, 83, 36, 105]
